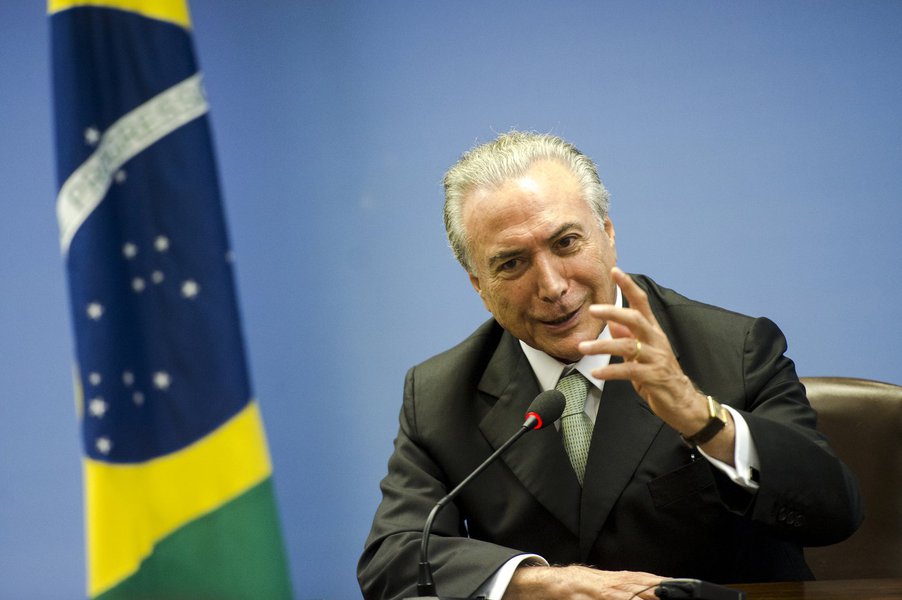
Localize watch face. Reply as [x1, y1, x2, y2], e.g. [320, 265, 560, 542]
[708, 397, 728, 423]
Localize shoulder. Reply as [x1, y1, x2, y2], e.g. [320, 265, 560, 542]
[413, 317, 505, 378]
[630, 272, 787, 356]
[400, 318, 517, 443]
[404, 318, 509, 403]
[630, 273, 765, 339]
[631, 274, 795, 401]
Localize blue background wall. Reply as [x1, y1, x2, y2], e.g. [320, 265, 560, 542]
[1, 2, 900, 599]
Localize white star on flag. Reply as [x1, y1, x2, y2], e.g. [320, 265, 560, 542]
[95, 437, 112, 455]
[123, 242, 138, 259]
[132, 277, 146, 293]
[84, 126, 100, 145]
[153, 371, 171, 391]
[155, 235, 170, 252]
[88, 372, 102, 386]
[181, 280, 200, 299]
[86, 302, 104, 320]
[88, 397, 108, 418]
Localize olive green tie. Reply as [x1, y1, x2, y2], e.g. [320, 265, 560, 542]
[556, 371, 593, 486]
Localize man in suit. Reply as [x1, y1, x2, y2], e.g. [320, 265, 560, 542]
[358, 132, 862, 600]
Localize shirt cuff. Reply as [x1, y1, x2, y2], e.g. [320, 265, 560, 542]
[473, 554, 548, 600]
[697, 405, 760, 490]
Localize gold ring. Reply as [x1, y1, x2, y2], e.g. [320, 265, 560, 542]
[633, 340, 642, 362]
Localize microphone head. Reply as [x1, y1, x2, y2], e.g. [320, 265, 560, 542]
[524, 389, 566, 430]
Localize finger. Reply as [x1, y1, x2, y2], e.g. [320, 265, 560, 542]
[590, 360, 644, 382]
[608, 320, 633, 340]
[579, 337, 644, 361]
[611, 267, 654, 320]
[630, 339, 643, 362]
[589, 304, 654, 341]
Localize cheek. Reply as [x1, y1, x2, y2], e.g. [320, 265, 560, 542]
[582, 246, 615, 276]
[483, 281, 527, 316]
[600, 241, 617, 266]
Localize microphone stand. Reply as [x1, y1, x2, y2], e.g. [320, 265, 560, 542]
[408, 424, 533, 600]
[404, 390, 564, 600]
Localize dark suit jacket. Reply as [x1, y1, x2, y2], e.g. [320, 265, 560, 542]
[358, 275, 862, 600]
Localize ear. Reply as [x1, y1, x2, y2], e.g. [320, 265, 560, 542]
[469, 273, 493, 312]
[604, 217, 618, 265]
[468, 272, 483, 296]
[603, 217, 616, 246]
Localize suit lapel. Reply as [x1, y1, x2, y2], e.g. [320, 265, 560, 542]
[578, 358, 664, 559]
[477, 331, 582, 537]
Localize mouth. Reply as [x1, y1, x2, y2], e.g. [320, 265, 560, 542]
[540, 307, 580, 328]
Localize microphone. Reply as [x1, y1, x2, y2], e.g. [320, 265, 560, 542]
[409, 390, 566, 600]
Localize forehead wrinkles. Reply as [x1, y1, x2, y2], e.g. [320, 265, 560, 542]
[464, 191, 543, 258]
[463, 160, 586, 267]
[464, 171, 557, 234]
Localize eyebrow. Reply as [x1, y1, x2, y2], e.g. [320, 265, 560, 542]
[486, 221, 584, 269]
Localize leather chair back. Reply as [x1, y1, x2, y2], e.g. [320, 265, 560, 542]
[801, 376, 902, 579]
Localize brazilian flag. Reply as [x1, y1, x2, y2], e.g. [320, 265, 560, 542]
[49, 1, 294, 598]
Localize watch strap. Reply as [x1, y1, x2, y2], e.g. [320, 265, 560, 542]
[681, 396, 727, 447]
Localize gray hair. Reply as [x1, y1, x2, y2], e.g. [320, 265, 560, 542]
[443, 131, 610, 273]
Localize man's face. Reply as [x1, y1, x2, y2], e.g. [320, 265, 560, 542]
[463, 159, 618, 362]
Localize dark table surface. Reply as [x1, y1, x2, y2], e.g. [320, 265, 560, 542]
[733, 578, 902, 600]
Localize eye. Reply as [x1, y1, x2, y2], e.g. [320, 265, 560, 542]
[499, 258, 521, 272]
[556, 234, 579, 251]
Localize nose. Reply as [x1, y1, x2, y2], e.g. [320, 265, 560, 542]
[534, 254, 568, 302]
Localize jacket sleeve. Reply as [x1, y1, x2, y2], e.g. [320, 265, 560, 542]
[733, 317, 863, 546]
[357, 366, 523, 600]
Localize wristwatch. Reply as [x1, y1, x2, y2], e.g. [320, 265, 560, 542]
[680, 396, 728, 447]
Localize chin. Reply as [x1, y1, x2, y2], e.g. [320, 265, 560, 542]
[546, 345, 582, 364]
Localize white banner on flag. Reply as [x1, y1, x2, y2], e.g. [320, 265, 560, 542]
[57, 73, 209, 255]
